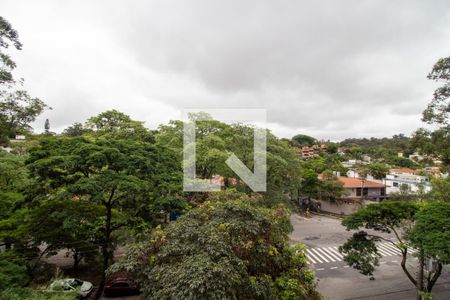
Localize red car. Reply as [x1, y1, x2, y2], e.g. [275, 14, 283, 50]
[103, 277, 140, 297]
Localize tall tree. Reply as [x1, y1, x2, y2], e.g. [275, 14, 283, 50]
[44, 118, 50, 133]
[291, 134, 316, 147]
[62, 122, 90, 137]
[0, 16, 22, 85]
[26, 134, 181, 298]
[111, 191, 320, 300]
[0, 17, 48, 145]
[85, 109, 154, 142]
[339, 201, 450, 299]
[413, 55, 450, 172]
[0, 89, 48, 145]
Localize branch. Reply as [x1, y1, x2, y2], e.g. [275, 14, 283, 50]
[366, 234, 397, 247]
[390, 226, 404, 244]
[427, 262, 443, 292]
[400, 248, 417, 287]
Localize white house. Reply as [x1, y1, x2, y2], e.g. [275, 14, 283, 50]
[385, 169, 431, 194]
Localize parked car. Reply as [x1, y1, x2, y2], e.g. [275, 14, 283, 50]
[103, 277, 140, 297]
[48, 278, 93, 298]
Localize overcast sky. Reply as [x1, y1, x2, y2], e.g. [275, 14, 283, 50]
[3, 0, 450, 141]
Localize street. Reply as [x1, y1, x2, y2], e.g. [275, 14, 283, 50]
[290, 214, 450, 300]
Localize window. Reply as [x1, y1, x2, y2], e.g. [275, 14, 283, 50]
[393, 182, 399, 187]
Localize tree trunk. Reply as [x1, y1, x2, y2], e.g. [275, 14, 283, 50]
[95, 189, 115, 300]
[400, 249, 417, 287]
[73, 251, 80, 271]
[417, 250, 424, 300]
[426, 262, 442, 293]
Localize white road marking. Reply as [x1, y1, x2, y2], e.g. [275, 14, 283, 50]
[307, 249, 324, 263]
[322, 247, 342, 261]
[330, 267, 338, 269]
[316, 268, 325, 271]
[306, 242, 413, 265]
[306, 253, 317, 264]
[315, 247, 338, 262]
[378, 243, 399, 256]
[309, 248, 330, 263]
[331, 246, 344, 259]
[376, 247, 392, 256]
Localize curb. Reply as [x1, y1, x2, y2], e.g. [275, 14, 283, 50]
[310, 211, 345, 220]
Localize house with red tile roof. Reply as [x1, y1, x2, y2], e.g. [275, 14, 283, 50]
[338, 176, 386, 199]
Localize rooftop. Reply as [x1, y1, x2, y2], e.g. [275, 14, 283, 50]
[338, 176, 385, 188]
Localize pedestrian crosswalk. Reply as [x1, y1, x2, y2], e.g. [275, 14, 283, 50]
[306, 243, 415, 264]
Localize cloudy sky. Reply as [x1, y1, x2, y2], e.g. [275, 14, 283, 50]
[3, 0, 450, 140]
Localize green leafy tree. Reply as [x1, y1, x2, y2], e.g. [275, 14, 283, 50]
[62, 122, 90, 137]
[0, 151, 30, 250]
[111, 191, 320, 300]
[318, 170, 345, 201]
[26, 198, 103, 270]
[407, 202, 450, 296]
[0, 90, 49, 144]
[156, 116, 305, 206]
[427, 177, 450, 201]
[26, 133, 181, 295]
[413, 55, 450, 172]
[291, 134, 316, 147]
[339, 201, 450, 299]
[367, 162, 389, 181]
[0, 252, 29, 291]
[423, 56, 450, 126]
[0, 16, 22, 85]
[85, 109, 154, 142]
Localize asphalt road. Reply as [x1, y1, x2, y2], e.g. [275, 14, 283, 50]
[290, 213, 450, 300]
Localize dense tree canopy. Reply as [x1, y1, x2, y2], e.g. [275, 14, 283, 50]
[413, 55, 450, 171]
[25, 122, 183, 294]
[0, 16, 22, 85]
[339, 201, 450, 299]
[111, 191, 320, 300]
[291, 134, 316, 147]
[0, 90, 49, 144]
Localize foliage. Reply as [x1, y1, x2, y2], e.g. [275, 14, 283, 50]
[0, 90, 49, 144]
[338, 231, 381, 276]
[86, 109, 154, 142]
[25, 126, 182, 292]
[318, 170, 345, 201]
[0, 16, 22, 85]
[423, 56, 450, 127]
[62, 122, 90, 137]
[156, 116, 305, 206]
[413, 55, 450, 171]
[367, 162, 389, 180]
[408, 202, 450, 264]
[340, 201, 449, 297]
[384, 155, 417, 168]
[291, 134, 316, 147]
[0, 252, 29, 291]
[111, 191, 320, 300]
[0, 287, 77, 300]
[339, 134, 414, 159]
[427, 177, 450, 201]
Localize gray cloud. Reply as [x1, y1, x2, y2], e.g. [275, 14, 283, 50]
[2, 0, 450, 140]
